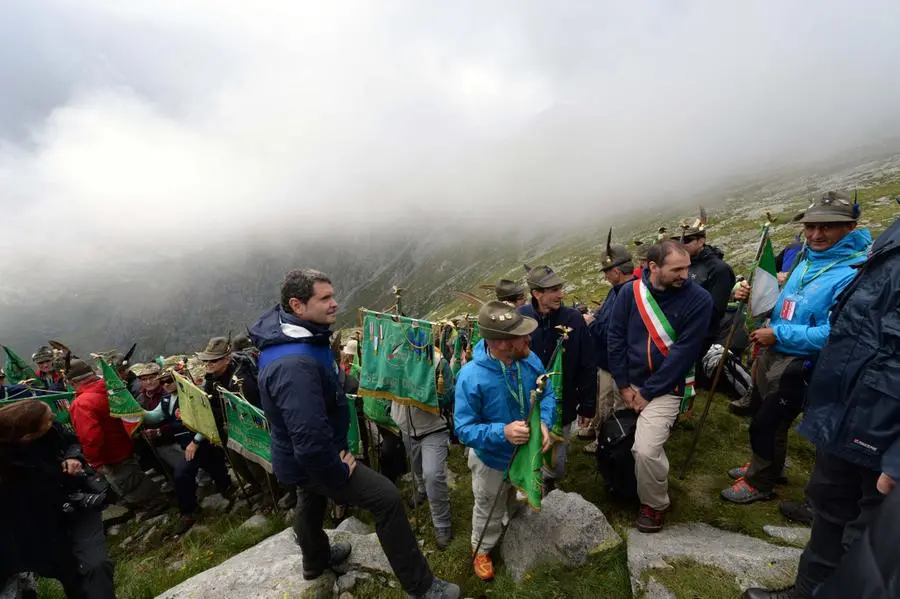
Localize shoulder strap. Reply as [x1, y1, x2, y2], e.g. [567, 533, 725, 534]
[633, 279, 677, 357]
[258, 343, 317, 372]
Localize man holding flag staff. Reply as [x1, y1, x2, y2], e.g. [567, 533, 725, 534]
[607, 240, 713, 533]
[722, 191, 871, 504]
[455, 301, 555, 581]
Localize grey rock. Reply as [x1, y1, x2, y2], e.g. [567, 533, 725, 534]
[644, 577, 676, 599]
[184, 524, 211, 538]
[499, 490, 622, 582]
[325, 530, 392, 575]
[102, 505, 132, 527]
[284, 508, 296, 526]
[200, 493, 231, 511]
[155, 528, 336, 598]
[335, 517, 372, 535]
[445, 467, 458, 490]
[339, 593, 354, 599]
[763, 525, 811, 547]
[167, 558, 187, 573]
[229, 499, 249, 515]
[336, 572, 358, 592]
[120, 535, 135, 550]
[627, 523, 801, 597]
[240, 514, 269, 530]
[107, 525, 121, 537]
[146, 514, 170, 527]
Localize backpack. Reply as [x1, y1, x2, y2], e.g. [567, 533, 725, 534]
[595, 410, 639, 503]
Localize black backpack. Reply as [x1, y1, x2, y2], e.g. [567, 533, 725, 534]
[595, 410, 639, 503]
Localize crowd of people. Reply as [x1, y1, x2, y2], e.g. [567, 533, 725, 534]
[1, 191, 898, 599]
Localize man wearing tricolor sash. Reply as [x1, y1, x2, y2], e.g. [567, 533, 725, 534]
[608, 240, 713, 532]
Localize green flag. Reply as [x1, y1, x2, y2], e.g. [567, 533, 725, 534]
[346, 394, 361, 455]
[98, 358, 144, 437]
[547, 346, 564, 441]
[173, 371, 221, 445]
[508, 396, 545, 510]
[219, 387, 272, 472]
[3, 346, 39, 385]
[359, 312, 440, 414]
[362, 395, 399, 433]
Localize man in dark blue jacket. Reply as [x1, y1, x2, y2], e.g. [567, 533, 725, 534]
[581, 229, 635, 453]
[608, 240, 713, 533]
[519, 264, 597, 490]
[743, 216, 900, 599]
[250, 269, 458, 599]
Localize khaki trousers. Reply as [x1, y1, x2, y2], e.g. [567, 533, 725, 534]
[468, 451, 519, 554]
[631, 393, 681, 511]
[591, 369, 625, 429]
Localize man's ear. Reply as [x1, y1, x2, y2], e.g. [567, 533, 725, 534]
[288, 297, 306, 316]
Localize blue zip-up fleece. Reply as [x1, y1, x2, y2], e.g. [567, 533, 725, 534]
[588, 281, 630, 371]
[454, 340, 556, 471]
[799, 220, 900, 478]
[607, 271, 713, 400]
[519, 302, 597, 424]
[770, 228, 872, 357]
[249, 305, 350, 489]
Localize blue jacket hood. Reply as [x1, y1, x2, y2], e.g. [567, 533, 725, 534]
[250, 305, 333, 350]
[771, 228, 872, 357]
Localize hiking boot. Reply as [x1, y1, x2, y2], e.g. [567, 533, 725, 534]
[636, 504, 664, 533]
[583, 439, 598, 455]
[779, 500, 813, 526]
[175, 514, 198, 535]
[407, 488, 428, 510]
[302, 541, 352, 580]
[409, 578, 461, 599]
[742, 585, 801, 599]
[729, 391, 759, 417]
[728, 464, 788, 485]
[435, 526, 452, 550]
[721, 479, 775, 504]
[472, 552, 495, 581]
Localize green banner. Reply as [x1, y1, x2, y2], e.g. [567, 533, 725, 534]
[3, 346, 40, 386]
[547, 347, 564, 441]
[362, 395, 399, 433]
[219, 387, 272, 472]
[508, 395, 545, 510]
[0, 391, 75, 431]
[99, 358, 144, 437]
[359, 311, 440, 414]
[174, 372, 221, 445]
[346, 394, 360, 455]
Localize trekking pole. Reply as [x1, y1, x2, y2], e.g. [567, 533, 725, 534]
[472, 376, 547, 561]
[679, 217, 775, 479]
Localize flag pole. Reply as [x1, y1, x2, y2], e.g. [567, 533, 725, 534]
[679, 217, 775, 478]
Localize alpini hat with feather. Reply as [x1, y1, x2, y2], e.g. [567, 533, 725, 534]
[601, 228, 633, 272]
[673, 206, 709, 241]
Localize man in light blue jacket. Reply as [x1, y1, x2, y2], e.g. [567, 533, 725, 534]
[455, 301, 555, 581]
[722, 191, 872, 504]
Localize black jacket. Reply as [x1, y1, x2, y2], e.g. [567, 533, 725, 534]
[250, 305, 350, 489]
[0, 424, 85, 580]
[519, 301, 597, 424]
[799, 218, 900, 479]
[689, 245, 736, 346]
[204, 352, 261, 441]
[587, 280, 633, 372]
[817, 484, 900, 599]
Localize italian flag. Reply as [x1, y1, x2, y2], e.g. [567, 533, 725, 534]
[751, 235, 780, 318]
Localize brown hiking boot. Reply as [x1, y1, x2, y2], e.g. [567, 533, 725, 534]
[636, 504, 664, 533]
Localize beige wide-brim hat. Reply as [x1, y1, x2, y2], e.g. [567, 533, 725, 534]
[478, 301, 538, 340]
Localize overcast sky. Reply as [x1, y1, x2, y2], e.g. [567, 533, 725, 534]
[2, 0, 900, 290]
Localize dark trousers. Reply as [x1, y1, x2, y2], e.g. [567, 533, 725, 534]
[294, 464, 433, 595]
[56, 510, 115, 599]
[745, 349, 806, 492]
[794, 450, 884, 598]
[378, 427, 408, 484]
[174, 443, 232, 515]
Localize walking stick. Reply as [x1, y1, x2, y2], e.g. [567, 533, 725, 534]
[679, 217, 776, 478]
[472, 375, 548, 560]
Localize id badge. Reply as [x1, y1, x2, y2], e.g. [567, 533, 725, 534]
[780, 296, 797, 321]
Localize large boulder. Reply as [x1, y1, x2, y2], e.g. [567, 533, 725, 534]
[156, 527, 392, 598]
[499, 490, 622, 582]
[627, 523, 802, 597]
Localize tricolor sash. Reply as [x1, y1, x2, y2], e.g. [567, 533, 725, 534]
[633, 279, 696, 413]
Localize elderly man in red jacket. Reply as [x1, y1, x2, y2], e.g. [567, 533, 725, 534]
[67, 359, 169, 514]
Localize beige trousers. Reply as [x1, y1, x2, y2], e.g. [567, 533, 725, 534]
[468, 450, 519, 554]
[592, 369, 625, 429]
[631, 393, 682, 511]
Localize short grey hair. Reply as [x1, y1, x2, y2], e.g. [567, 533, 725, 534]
[280, 269, 332, 311]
